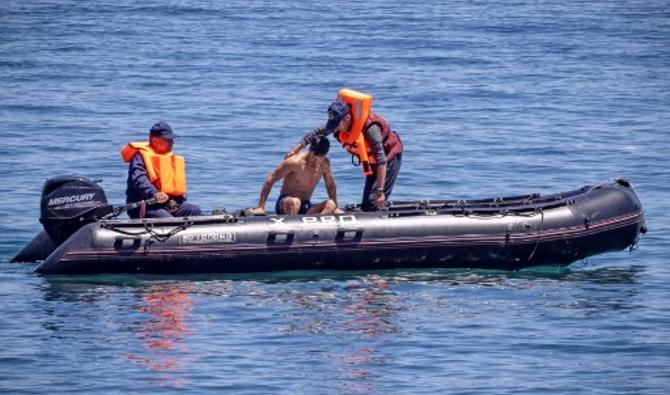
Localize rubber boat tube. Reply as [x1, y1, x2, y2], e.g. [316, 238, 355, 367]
[11, 230, 57, 263]
[33, 179, 646, 275]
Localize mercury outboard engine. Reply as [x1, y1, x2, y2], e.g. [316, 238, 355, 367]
[39, 176, 113, 244]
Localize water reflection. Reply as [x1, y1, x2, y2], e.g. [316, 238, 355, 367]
[266, 267, 644, 392]
[37, 278, 197, 387]
[33, 265, 644, 392]
[175, 265, 637, 285]
[275, 274, 399, 393]
[340, 275, 400, 336]
[336, 275, 396, 393]
[277, 274, 402, 336]
[126, 284, 193, 374]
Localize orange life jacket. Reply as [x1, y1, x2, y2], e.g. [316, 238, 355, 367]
[333, 89, 373, 175]
[120, 142, 187, 196]
[334, 89, 403, 176]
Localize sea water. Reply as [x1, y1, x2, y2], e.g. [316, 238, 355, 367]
[1, 1, 669, 393]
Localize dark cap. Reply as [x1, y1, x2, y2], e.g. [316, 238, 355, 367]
[325, 101, 349, 131]
[149, 121, 176, 139]
[309, 137, 330, 157]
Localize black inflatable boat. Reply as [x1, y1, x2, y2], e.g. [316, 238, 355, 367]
[12, 176, 645, 274]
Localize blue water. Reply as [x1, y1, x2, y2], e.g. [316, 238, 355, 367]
[1, 0, 669, 393]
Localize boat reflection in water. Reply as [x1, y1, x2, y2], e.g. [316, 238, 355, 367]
[337, 275, 399, 393]
[127, 283, 193, 386]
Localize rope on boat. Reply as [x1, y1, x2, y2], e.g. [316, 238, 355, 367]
[143, 221, 193, 253]
[100, 220, 193, 253]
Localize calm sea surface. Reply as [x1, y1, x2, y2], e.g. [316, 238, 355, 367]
[1, 1, 669, 393]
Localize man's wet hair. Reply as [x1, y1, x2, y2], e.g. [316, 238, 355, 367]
[309, 137, 330, 157]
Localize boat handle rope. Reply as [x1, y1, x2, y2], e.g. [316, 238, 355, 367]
[100, 220, 193, 251]
[100, 223, 152, 236]
[143, 221, 193, 253]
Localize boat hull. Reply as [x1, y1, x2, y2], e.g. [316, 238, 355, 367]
[34, 180, 645, 274]
[10, 230, 57, 263]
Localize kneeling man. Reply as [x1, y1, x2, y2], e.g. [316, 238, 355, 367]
[251, 138, 337, 215]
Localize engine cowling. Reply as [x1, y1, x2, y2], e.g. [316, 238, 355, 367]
[39, 176, 112, 244]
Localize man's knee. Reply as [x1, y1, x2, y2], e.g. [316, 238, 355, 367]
[144, 208, 173, 218]
[323, 199, 337, 213]
[183, 203, 202, 216]
[175, 202, 202, 217]
[281, 197, 301, 215]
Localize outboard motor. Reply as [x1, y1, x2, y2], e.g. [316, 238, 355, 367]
[39, 176, 113, 244]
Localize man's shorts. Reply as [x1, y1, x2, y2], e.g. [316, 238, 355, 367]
[275, 194, 312, 215]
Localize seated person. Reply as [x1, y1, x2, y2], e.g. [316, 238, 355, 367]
[121, 121, 202, 218]
[251, 138, 337, 215]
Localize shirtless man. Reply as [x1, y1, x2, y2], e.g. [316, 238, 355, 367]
[250, 138, 338, 215]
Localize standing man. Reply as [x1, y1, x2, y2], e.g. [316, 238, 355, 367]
[286, 89, 403, 211]
[251, 137, 338, 215]
[121, 121, 202, 219]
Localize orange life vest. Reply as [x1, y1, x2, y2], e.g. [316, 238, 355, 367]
[333, 89, 373, 175]
[120, 142, 187, 196]
[334, 89, 403, 176]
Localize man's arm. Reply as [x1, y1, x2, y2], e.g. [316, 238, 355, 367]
[129, 155, 168, 203]
[364, 124, 387, 166]
[286, 126, 333, 158]
[322, 158, 337, 206]
[373, 164, 387, 208]
[252, 159, 294, 214]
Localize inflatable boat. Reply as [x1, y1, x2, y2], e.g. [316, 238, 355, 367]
[12, 177, 645, 274]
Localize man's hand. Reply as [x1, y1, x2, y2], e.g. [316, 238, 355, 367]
[374, 190, 386, 209]
[154, 191, 169, 204]
[250, 207, 265, 215]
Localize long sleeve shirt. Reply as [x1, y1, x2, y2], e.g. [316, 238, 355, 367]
[125, 154, 159, 203]
[301, 124, 388, 165]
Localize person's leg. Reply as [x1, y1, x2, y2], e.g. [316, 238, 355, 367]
[360, 154, 402, 211]
[306, 199, 337, 214]
[382, 154, 402, 200]
[298, 200, 312, 215]
[128, 206, 172, 219]
[275, 195, 286, 215]
[282, 197, 302, 215]
[275, 195, 301, 215]
[172, 202, 202, 217]
[143, 208, 173, 218]
[360, 172, 377, 211]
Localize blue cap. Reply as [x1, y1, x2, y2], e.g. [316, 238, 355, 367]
[149, 121, 176, 139]
[325, 101, 349, 131]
